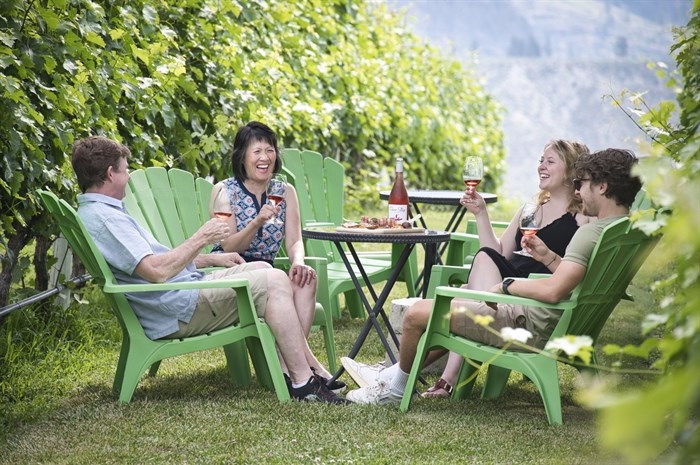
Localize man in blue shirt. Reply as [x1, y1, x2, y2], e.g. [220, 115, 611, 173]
[71, 135, 349, 404]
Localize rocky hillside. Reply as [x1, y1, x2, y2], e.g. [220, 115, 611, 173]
[389, 0, 691, 198]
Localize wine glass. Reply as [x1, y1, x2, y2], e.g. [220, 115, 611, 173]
[462, 156, 484, 203]
[265, 174, 287, 225]
[513, 202, 543, 257]
[211, 185, 233, 221]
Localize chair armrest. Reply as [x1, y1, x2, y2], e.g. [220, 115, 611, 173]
[444, 232, 480, 267]
[431, 285, 577, 343]
[449, 232, 480, 242]
[527, 273, 550, 280]
[426, 265, 471, 298]
[103, 278, 253, 293]
[273, 256, 328, 271]
[432, 285, 575, 311]
[103, 277, 269, 327]
[305, 221, 336, 228]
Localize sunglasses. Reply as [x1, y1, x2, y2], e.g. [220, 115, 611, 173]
[573, 178, 592, 191]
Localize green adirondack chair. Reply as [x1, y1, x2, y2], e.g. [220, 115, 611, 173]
[124, 167, 337, 371]
[37, 190, 290, 403]
[401, 217, 660, 424]
[281, 148, 418, 319]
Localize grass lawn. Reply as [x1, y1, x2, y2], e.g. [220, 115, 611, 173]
[0, 206, 674, 464]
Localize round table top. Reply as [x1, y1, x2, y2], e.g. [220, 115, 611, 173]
[379, 189, 497, 205]
[302, 228, 451, 244]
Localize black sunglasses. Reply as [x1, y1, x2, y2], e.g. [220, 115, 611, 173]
[573, 178, 591, 191]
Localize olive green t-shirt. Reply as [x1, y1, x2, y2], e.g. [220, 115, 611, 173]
[526, 216, 627, 348]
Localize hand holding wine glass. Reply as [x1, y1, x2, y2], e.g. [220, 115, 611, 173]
[211, 185, 233, 221]
[462, 156, 484, 203]
[513, 202, 543, 257]
[265, 174, 287, 225]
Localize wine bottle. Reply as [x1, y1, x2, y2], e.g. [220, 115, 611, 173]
[388, 157, 409, 222]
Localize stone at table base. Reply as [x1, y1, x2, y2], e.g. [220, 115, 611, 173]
[385, 297, 447, 374]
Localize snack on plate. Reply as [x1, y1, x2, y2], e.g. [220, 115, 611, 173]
[357, 216, 412, 229]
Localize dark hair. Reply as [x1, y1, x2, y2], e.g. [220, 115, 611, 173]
[574, 148, 641, 208]
[71, 136, 130, 192]
[230, 121, 281, 180]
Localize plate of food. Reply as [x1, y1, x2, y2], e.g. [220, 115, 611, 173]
[336, 216, 426, 234]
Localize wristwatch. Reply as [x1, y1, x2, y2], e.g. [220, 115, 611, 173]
[502, 278, 515, 295]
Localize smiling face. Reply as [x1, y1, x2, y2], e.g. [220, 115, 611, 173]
[92, 155, 130, 200]
[243, 139, 278, 184]
[537, 146, 568, 193]
[230, 122, 281, 182]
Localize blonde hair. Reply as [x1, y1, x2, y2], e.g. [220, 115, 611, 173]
[536, 139, 589, 213]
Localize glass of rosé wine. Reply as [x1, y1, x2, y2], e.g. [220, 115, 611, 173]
[513, 202, 543, 257]
[211, 186, 234, 221]
[265, 174, 287, 225]
[462, 156, 483, 203]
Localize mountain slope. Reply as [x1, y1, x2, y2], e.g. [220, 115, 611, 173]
[388, 0, 690, 198]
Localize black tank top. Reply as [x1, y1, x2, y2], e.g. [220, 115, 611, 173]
[514, 212, 578, 257]
[478, 212, 579, 278]
[510, 212, 579, 275]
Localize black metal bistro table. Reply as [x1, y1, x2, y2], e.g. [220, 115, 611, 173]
[379, 189, 498, 288]
[301, 228, 450, 376]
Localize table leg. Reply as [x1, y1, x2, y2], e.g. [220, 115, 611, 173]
[444, 204, 467, 234]
[413, 205, 468, 292]
[330, 242, 415, 380]
[439, 206, 467, 257]
[421, 242, 439, 298]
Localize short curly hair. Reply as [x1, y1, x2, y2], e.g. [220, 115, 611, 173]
[574, 148, 641, 208]
[72, 136, 130, 193]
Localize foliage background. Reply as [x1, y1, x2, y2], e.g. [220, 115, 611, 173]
[581, 2, 700, 463]
[0, 0, 504, 308]
[3, 0, 699, 463]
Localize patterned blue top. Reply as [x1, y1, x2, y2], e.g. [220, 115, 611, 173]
[212, 177, 285, 264]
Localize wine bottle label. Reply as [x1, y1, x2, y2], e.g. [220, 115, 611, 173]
[388, 204, 409, 222]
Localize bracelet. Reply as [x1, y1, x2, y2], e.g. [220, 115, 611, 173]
[545, 255, 557, 268]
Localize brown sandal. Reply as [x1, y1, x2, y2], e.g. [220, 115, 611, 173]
[421, 378, 453, 398]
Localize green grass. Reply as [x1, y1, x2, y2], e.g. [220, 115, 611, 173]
[0, 307, 655, 464]
[0, 206, 677, 464]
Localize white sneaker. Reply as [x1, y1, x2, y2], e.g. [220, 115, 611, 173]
[346, 381, 402, 405]
[341, 357, 386, 388]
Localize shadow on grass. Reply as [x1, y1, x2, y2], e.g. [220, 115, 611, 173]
[58, 359, 280, 410]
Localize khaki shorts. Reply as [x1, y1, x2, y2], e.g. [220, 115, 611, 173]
[450, 298, 532, 349]
[167, 263, 270, 338]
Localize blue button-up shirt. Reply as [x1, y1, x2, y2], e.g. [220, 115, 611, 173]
[77, 193, 203, 339]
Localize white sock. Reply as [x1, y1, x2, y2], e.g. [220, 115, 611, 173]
[379, 362, 400, 382]
[389, 367, 409, 396]
[291, 376, 312, 389]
